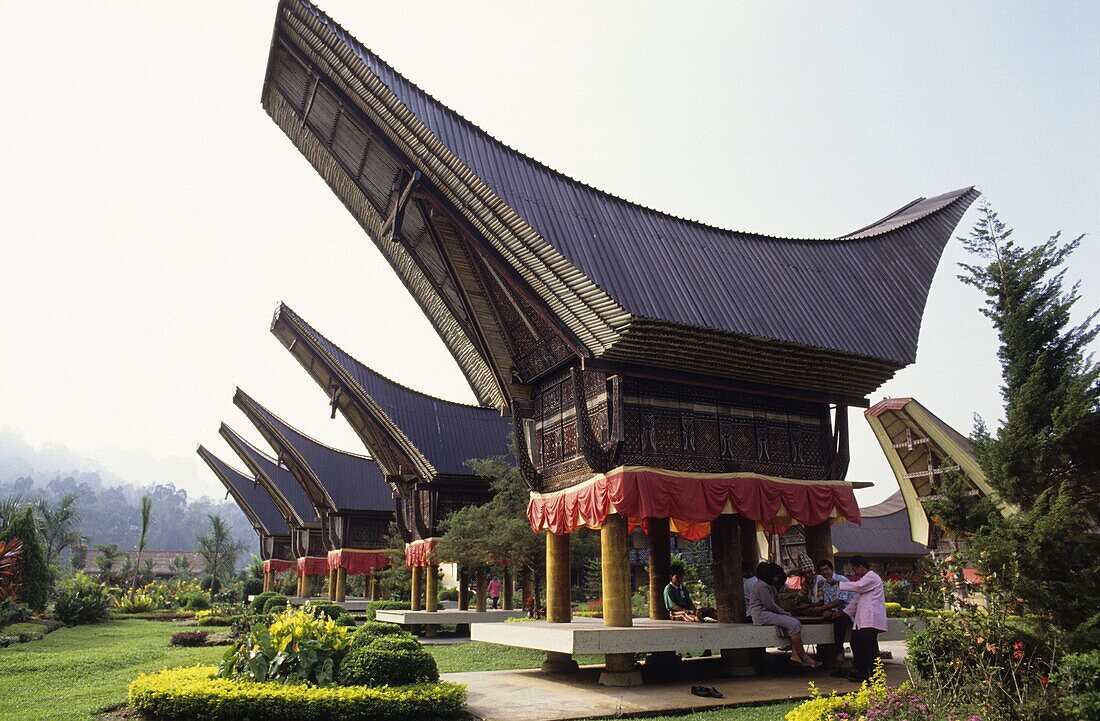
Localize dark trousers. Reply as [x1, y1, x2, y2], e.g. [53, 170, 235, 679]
[832, 612, 853, 647]
[850, 628, 881, 680]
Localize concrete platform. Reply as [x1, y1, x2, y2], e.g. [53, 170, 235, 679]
[445, 644, 912, 721]
[471, 617, 916, 655]
[376, 608, 526, 624]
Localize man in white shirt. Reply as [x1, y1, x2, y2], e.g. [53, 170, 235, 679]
[828, 555, 887, 682]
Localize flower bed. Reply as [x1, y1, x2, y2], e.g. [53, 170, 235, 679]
[129, 666, 466, 721]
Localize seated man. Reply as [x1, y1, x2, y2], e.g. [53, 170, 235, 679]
[663, 563, 717, 622]
[814, 558, 854, 671]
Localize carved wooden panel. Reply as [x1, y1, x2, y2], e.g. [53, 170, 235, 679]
[346, 517, 388, 549]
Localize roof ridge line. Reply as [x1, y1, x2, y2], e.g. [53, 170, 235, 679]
[275, 302, 498, 413]
[234, 386, 377, 462]
[219, 422, 282, 466]
[196, 444, 253, 482]
[293, 0, 965, 244]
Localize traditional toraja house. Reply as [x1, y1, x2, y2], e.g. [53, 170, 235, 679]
[260, 0, 977, 683]
[233, 388, 394, 602]
[219, 422, 325, 597]
[197, 445, 293, 592]
[864, 397, 1012, 551]
[269, 303, 514, 613]
[779, 491, 929, 578]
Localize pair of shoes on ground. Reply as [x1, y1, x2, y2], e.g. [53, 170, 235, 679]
[846, 673, 869, 683]
[690, 685, 724, 698]
[830, 667, 851, 678]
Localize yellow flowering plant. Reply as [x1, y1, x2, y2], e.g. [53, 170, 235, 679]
[785, 660, 891, 721]
[218, 605, 353, 686]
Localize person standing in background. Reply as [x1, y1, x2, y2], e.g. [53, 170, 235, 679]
[488, 575, 501, 609]
[827, 555, 886, 682]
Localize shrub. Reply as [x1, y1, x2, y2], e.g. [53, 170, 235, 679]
[242, 578, 263, 599]
[171, 631, 209, 647]
[1054, 650, 1100, 721]
[335, 613, 357, 627]
[130, 666, 466, 721]
[262, 594, 291, 614]
[338, 645, 439, 687]
[352, 621, 415, 648]
[231, 612, 269, 638]
[249, 591, 283, 613]
[305, 600, 345, 620]
[364, 600, 407, 621]
[177, 590, 211, 611]
[53, 572, 110, 625]
[438, 586, 458, 602]
[0, 600, 31, 626]
[114, 593, 155, 614]
[0, 509, 49, 611]
[194, 608, 236, 627]
[219, 606, 353, 686]
[366, 634, 422, 653]
[785, 661, 888, 721]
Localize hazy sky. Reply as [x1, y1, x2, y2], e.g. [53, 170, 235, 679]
[2, 1, 1096, 504]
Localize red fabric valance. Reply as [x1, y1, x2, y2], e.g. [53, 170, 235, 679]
[263, 559, 295, 574]
[404, 538, 439, 567]
[527, 466, 861, 540]
[328, 549, 390, 575]
[296, 555, 329, 576]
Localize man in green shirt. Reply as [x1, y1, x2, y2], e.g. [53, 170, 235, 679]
[664, 563, 717, 622]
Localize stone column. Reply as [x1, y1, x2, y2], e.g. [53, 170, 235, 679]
[458, 567, 470, 611]
[503, 568, 514, 610]
[410, 565, 424, 611]
[542, 531, 578, 673]
[713, 514, 754, 676]
[475, 568, 488, 612]
[804, 522, 834, 566]
[600, 513, 642, 686]
[335, 567, 347, 603]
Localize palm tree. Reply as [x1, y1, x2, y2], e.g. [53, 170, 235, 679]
[168, 554, 193, 579]
[0, 494, 25, 530]
[195, 515, 243, 601]
[131, 496, 153, 592]
[35, 492, 83, 568]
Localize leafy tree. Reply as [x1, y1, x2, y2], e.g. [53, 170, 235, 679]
[958, 203, 1100, 648]
[168, 553, 193, 579]
[195, 514, 243, 601]
[0, 508, 49, 610]
[70, 541, 87, 573]
[131, 495, 152, 592]
[923, 465, 995, 553]
[36, 492, 83, 569]
[375, 522, 411, 601]
[0, 494, 25, 530]
[94, 543, 121, 574]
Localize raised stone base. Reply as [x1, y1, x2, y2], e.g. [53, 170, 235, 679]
[375, 608, 525, 625]
[541, 651, 580, 674]
[599, 652, 643, 687]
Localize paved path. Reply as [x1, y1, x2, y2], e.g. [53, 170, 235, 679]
[444, 645, 911, 721]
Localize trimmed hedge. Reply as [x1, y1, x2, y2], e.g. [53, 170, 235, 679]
[364, 600, 407, 621]
[248, 592, 284, 613]
[129, 666, 465, 721]
[338, 645, 439, 687]
[352, 621, 415, 648]
[305, 600, 345, 620]
[262, 594, 291, 614]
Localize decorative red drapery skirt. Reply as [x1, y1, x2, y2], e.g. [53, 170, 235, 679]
[527, 466, 861, 541]
[327, 549, 390, 575]
[262, 558, 295, 574]
[295, 555, 329, 576]
[404, 538, 439, 567]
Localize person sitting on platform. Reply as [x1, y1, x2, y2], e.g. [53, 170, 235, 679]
[748, 562, 821, 669]
[813, 559, 854, 672]
[664, 563, 717, 623]
[742, 562, 761, 622]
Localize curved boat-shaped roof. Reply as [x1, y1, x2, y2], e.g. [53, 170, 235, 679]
[219, 422, 317, 527]
[264, 0, 978, 405]
[271, 303, 514, 478]
[233, 389, 392, 514]
[831, 491, 928, 558]
[197, 445, 290, 538]
[865, 397, 1012, 545]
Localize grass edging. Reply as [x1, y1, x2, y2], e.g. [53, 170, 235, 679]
[129, 665, 466, 721]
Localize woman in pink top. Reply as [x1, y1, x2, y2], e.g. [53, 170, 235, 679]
[488, 576, 502, 609]
[827, 555, 887, 682]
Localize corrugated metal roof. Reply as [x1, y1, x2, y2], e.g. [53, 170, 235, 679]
[237, 393, 392, 513]
[276, 304, 514, 476]
[833, 491, 928, 557]
[289, 0, 978, 367]
[220, 423, 316, 525]
[197, 445, 290, 537]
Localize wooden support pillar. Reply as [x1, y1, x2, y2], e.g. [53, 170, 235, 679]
[425, 564, 439, 612]
[475, 568, 487, 612]
[410, 565, 424, 611]
[502, 568, 514, 610]
[262, 571, 271, 593]
[713, 514, 754, 677]
[600, 513, 642, 686]
[647, 518, 671, 620]
[804, 522, 834, 566]
[369, 570, 382, 601]
[458, 567, 470, 611]
[335, 567, 347, 603]
[542, 531, 578, 674]
[739, 517, 760, 568]
[295, 570, 304, 598]
[328, 568, 338, 602]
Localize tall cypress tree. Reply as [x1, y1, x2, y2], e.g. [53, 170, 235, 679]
[959, 203, 1099, 646]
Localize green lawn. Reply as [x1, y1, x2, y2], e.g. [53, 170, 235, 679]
[0, 619, 224, 721]
[427, 641, 603, 672]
